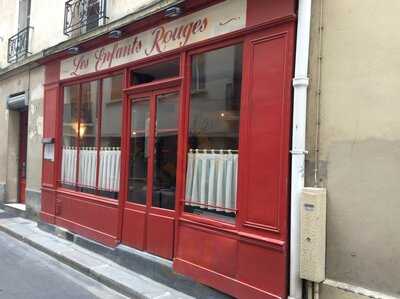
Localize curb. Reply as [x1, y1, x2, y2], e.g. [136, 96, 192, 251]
[0, 222, 166, 299]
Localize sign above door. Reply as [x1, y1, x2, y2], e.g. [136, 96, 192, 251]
[60, 0, 246, 80]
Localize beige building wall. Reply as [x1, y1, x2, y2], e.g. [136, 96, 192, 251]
[107, 0, 160, 21]
[0, 71, 30, 203]
[306, 0, 400, 298]
[0, 66, 43, 213]
[0, 0, 18, 68]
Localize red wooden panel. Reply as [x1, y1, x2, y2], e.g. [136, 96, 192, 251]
[43, 85, 58, 138]
[246, 0, 296, 27]
[55, 217, 118, 247]
[42, 84, 59, 187]
[56, 193, 119, 237]
[146, 213, 174, 259]
[174, 222, 286, 299]
[45, 60, 60, 84]
[40, 188, 56, 223]
[176, 223, 237, 278]
[122, 208, 146, 250]
[236, 241, 287, 298]
[241, 33, 290, 234]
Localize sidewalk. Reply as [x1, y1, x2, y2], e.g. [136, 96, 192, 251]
[0, 208, 193, 299]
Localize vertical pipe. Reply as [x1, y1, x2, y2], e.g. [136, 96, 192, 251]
[289, 0, 312, 298]
[314, 283, 319, 299]
[307, 281, 313, 299]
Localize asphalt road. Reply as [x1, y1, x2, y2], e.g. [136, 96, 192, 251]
[0, 231, 127, 299]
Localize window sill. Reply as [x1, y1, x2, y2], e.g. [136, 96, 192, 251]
[179, 211, 237, 233]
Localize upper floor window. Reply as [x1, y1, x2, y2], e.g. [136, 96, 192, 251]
[64, 0, 107, 36]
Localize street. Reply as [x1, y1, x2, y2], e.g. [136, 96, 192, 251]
[0, 231, 127, 299]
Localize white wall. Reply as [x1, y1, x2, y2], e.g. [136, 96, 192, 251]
[30, 0, 68, 54]
[0, 0, 18, 68]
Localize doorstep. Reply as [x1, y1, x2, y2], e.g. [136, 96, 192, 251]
[0, 208, 193, 299]
[2, 202, 27, 218]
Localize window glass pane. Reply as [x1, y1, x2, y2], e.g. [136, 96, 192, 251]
[184, 44, 243, 222]
[128, 99, 150, 204]
[61, 84, 79, 189]
[131, 58, 180, 85]
[98, 75, 123, 199]
[152, 92, 179, 210]
[78, 80, 99, 194]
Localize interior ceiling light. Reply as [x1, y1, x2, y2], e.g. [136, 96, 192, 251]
[165, 6, 182, 18]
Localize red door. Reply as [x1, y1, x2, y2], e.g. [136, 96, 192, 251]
[122, 87, 180, 259]
[18, 110, 28, 204]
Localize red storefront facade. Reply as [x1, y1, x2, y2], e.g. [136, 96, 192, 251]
[41, 1, 297, 298]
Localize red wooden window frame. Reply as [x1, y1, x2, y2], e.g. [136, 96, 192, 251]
[177, 37, 246, 231]
[58, 71, 124, 200]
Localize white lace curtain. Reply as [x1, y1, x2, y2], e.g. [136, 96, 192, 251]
[185, 149, 238, 212]
[61, 146, 121, 192]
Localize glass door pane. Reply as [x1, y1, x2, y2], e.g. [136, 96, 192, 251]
[152, 92, 179, 210]
[128, 98, 150, 205]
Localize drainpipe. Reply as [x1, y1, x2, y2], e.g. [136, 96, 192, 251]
[289, 0, 312, 299]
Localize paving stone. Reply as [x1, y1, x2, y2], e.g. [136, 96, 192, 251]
[0, 214, 194, 299]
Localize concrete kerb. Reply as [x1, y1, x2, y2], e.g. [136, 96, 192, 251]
[0, 214, 189, 299]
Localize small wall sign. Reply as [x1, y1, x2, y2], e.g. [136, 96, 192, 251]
[44, 143, 55, 161]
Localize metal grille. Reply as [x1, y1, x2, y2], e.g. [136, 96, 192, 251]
[7, 27, 32, 63]
[64, 0, 107, 36]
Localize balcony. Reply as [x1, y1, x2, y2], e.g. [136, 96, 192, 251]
[7, 27, 33, 64]
[64, 0, 107, 36]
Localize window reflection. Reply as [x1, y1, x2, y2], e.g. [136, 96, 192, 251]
[61, 75, 123, 199]
[152, 92, 179, 210]
[184, 44, 243, 222]
[61, 84, 79, 189]
[99, 75, 123, 199]
[78, 81, 98, 194]
[128, 100, 150, 205]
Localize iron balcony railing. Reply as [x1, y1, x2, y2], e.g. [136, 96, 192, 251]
[7, 26, 33, 64]
[64, 0, 107, 35]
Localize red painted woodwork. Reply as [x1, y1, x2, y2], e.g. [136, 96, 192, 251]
[122, 206, 146, 250]
[40, 187, 56, 223]
[146, 213, 174, 259]
[239, 31, 293, 239]
[55, 190, 119, 246]
[174, 221, 287, 299]
[174, 20, 295, 299]
[121, 85, 180, 259]
[18, 110, 28, 204]
[40, 1, 297, 298]
[246, 0, 296, 27]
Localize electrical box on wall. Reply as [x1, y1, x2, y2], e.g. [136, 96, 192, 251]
[300, 187, 327, 282]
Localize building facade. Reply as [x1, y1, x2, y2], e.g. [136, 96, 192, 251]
[0, 1, 398, 299]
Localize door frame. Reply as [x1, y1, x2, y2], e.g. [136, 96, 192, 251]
[18, 109, 28, 204]
[121, 78, 182, 259]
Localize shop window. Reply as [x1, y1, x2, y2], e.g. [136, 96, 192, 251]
[184, 44, 243, 222]
[78, 81, 99, 195]
[61, 74, 123, 199]
[61, 85, 79, 187]
[130, 58, 180, 85]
